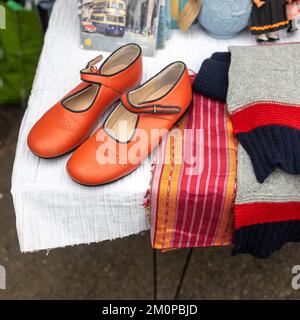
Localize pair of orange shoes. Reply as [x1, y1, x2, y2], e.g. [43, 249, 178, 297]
[28, 44, 192, 185]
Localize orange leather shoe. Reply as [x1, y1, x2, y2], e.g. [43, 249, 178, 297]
[27, 43, 142, 158]
[67, 61, 192, 185]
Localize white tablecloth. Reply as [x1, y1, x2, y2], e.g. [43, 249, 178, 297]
[11, 0, 300, 252]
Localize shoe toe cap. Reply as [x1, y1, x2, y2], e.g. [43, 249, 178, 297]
[66, 141, 129, 186]
[27, 126, 57, 158]
[27, 121, 80, 158]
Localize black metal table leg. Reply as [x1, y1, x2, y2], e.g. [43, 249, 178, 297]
[153, 247, 194, 300]
[174, 248, 194, 300]
[153, 249, 157, 300]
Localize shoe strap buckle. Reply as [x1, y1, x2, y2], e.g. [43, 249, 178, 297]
[122, 98, 182, 115]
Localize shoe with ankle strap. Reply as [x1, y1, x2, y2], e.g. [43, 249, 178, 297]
[67, 61, 192, 185]
[27, 43, 142, 158]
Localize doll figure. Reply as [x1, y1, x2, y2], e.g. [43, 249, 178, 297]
[250, 0, 289, 42]
[286, 0, 300, 33]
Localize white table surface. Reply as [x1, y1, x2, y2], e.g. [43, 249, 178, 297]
[11, 0, 300, 252]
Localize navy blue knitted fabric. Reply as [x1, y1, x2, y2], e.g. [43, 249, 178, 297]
[232, 221, 300, 259]
[192, 52, 231, 102]
[211, 52, 231, 64]
[237, 126, 300, 183]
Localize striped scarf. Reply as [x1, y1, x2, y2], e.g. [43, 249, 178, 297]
[146, 76, 237, 251]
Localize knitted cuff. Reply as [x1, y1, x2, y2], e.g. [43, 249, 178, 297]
[238, 126, 300, 183]
[231, 102, 300, 182]
[232, 221, 300, 259]
[192, 52, 230, 102]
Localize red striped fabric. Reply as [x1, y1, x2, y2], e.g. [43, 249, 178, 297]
[148, 88, 237, 250]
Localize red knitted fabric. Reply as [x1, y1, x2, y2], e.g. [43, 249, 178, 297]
[235, 202, 300, 230]
[231, 102, 300, 134]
